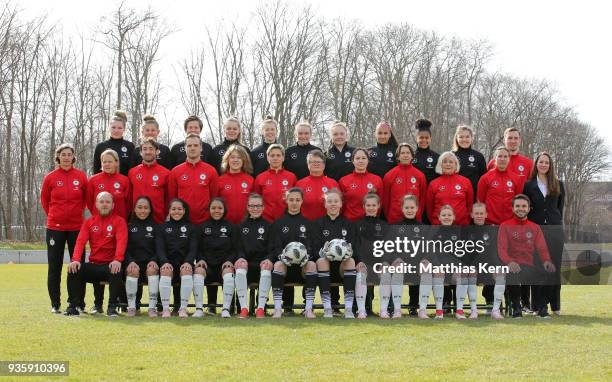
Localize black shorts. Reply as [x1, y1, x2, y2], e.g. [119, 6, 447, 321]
[205, 263, 224, 284]
[329, 261, 342, 283]
[285, 264, 305, 284]
[247, 263, 261, 284]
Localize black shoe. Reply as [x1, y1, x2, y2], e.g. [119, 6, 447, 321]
[512, 310, 523, 319]
[51, 306, 61, 314]
[537, 310, 551, 319]
[284, 308, 295, 317]
[107, 306, 119, 317]
[89, 305, 104, 315]
[206, 307, 217, 316]
[408, 307, 418, 317]
[332, 308, 342, 317]
[64, 306, 80, 316]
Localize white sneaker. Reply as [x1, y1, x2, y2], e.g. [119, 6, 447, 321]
[161, 309, 171, 318]
[148, 309, 158, 318]
[491, 310, 504, 320]
[357, 311, 367, 319]
[392, 310, 402, 319]
[304, 309, 315, 319]
[418, 309, 429, 319]
[553, 310, 561, 316]
[323, 308, 333, 318]
[221, 309, 231, 318]
[272, 309, 283, 318]
[127, 308, 137, 317]
[178, 309, 188, 318]
[469, 311, 479, 319]
[379, 311, 390, 319]
[345, 311, 355, 319]
[192, 309, 204, 318]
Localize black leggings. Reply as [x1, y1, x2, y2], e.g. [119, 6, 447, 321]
[46, 229, 79, 308]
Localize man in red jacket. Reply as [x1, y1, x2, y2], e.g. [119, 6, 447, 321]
[65, 192, 128, 317]
[487, 127, 533, 189]
[168, 134, 218, 224]
[497, 194, 556, 318]
[128, 138, 170, 223]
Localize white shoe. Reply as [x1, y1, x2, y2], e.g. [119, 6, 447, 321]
[304, 309, 315, 319]
[357, 311, 367, 319]
[192, 309, 204, 318]
[553, 310, 561, 316]
[418, 309, 429, 319]
[323, 308, 333, 318]
[127, 308, 137, 317]
[148, 309, 158, 318]
[221, 309, 231, 318]
[491, 310, 504, 320]
[161, 309, 171, 318]
[379, 311, 390, 319]
[345, 311, 355, 319]
[392, 310, 402, 319]
[272, 309, 283, 319]
[178, 309, 188, 318]
[469, 311, 479, 319]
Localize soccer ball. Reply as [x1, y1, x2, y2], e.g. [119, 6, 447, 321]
[280, 241, 309, 266]
[321, 238, 353, 261]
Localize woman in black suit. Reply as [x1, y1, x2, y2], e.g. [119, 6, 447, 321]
[523, 152, 565, 317]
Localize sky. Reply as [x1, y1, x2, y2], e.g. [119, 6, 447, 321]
[16, 0, 612, 156]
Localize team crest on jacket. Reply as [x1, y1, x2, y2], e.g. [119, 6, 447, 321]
[146, 226, 153, 232]
[180, 226, 187, 233]
[220, 227, 227, 233]
[49, 238, 55, 246]
[322, 186, 328, 193]
[341, 229, 347, 237]
[258, 227, 265, 234]
[219, 149, 225, 156]
[455, 184, 461, 190]
[451, 235, 457, 240]
[136, 174, 143, 180]
[282, 226, 289, 233]
[73, 180, 79, 186]
[258, 152, 264, 159]
[299, 225, 306, 232]
[387, 152, 393, 158]
[291, 153, 297, 159]
[411, 177, 416, 184]
[106, 225, 113, 232]
[152, 175, 159, 181]
[414, 227, 420, 233]
[92, 226, 99, 232]
[57, 181, 64, 187]
[113, 182, 120, 189]
[241, 182, 248, 189]
[375, 224, 381, 231]
[469, 155, 475, 162]
[518, 165, 525, 172]
[199, 174, 206, 180]
[483, 233, 489, 241]
[367, 183, 373, 189]
[526, 231, 532, 239]
[282, 179, 289, 186]
[242, 227, 249, 234]
[323, 230, 330, 237]
[345, 151, 351, 158]
[506, 181, 513, 187]
[121, 146, 127, 153]
[427, 157, 433, 163]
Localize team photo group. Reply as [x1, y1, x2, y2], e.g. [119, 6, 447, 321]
[41, 110, 565, 321]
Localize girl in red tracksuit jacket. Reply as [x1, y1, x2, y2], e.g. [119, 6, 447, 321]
[426, 151, 474, 226]
[87, 149, 131, 221]
[295, 149, 339, 221]
[213, 145, 254, 224]
[477, 147, 522, 225]
[253, 144, 297, 222]
[41, 143, 88, 312]
[382, 143, 426, 223]
[339, 148, 383, 221]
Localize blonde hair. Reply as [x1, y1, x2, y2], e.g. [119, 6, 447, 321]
[294, 120, 312, 135]
[100, 149, 119, 173]
[221, 144, 253, 174]
[223, 116, 243, 142]
[260, 114, 278, 130]
[363, 190, 380, 206]
[435, 151, 460, 175]
[266, 143, 285, 156]
[142, 114, 159, 130]
[452, 125, 474, 151]
[111, 110, 127, 126]
[329, 120, 349, 146]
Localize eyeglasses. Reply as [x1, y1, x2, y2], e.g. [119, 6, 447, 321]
[247, 204, 263, 208]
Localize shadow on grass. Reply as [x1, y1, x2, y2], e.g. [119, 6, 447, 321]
[76, 312, 612, 328]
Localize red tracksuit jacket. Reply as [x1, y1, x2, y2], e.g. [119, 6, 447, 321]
[382, 164, 427, 223]
[213, 171, 254, 224]
[477, 168, 521, 225]
[339, 171, 384, 221]
[487, 153, 533, 190]
[128, 161, 170, 224]
[497, 216, 551, 266]
[426, 173, 474, 225]
[295, 175, 339, 221]
[41, 167, 88, 231]
[253, 168, 297, 222]
[168, 160, 218, 224]
[87, 172, 131, 221]
[73, 213, 128, 264]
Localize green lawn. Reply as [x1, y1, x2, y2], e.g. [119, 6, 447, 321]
[0, 264, 611, 381]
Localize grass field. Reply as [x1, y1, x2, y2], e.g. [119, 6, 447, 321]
[0, 264, 611, 381]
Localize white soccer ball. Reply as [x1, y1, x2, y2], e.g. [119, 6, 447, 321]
[280, 241, 309, 266]
[322, 238, 353, 261]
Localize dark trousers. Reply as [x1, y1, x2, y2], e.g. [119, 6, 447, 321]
[67, 263, 122, 309]
[482, 285, 494, 304]
[46, 229, 79, 308]
[408, 285, 419, 308]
